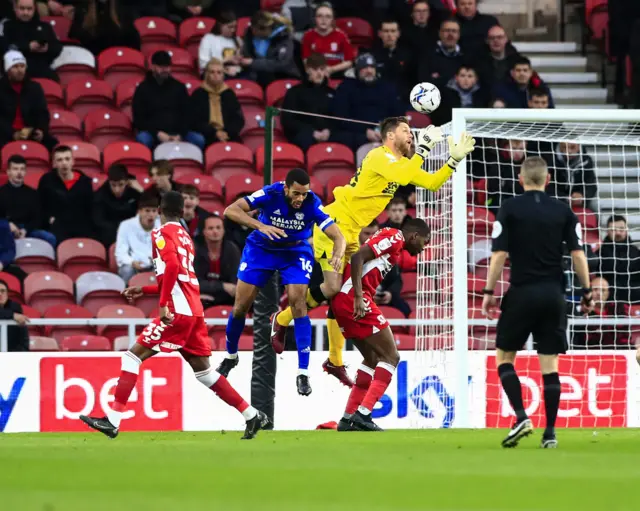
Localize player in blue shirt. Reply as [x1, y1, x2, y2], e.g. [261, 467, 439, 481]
[220, 168, 346, 395]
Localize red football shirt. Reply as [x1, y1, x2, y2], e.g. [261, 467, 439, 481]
[301, 28, 356, 66]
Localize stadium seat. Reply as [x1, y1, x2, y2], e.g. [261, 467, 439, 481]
[154, 142, 204, 174]
[392, 333, 416, 350]
[400, 272, 418, 298]
[42, 16, 72, 42]
[405, 111, 431, 128]
[108, 243, 117, 273]
[469, 267, 510, 298]
[91, 175, 107, 192]
[144, 46, 197, 81]
[175, 173, 223, 201]
[76, 271, 127, 315]
[96, 304, 145, 342]
[308, 177, 325, 201]
[49, 109, 83, 143]
[57, 238, 108, 280]
[378, 305, 407, 333]
[468, 238, 492, 270]
[204, 305, 233, 334]
[468, 332, 496, 351]
[128, 272, 158, 316]
[265, 79, 300, 106]
[59, 335, 111, 351]
[134, 17, 178, 53]
[68, 142, 102, 176]
[467, 206, 495, 237]
[15, 238, 56, 273]
[205, 142, 254, 182]
[240, 105, 267, 153]
[84, 109, 133, 151]
[1, 141, 50, 174]
[43, 304, 94, 343]
[115, 77, 142, 120]
[65, 78, 114, 120]
[237, 334, 253, 350]
[51, 46, 96, 86]
[25, 271, 75, 314]
[261, 0, 285, 12]
[573, 206, 599, 231]
[224, 174, 261, 204]
[179, 17, 216, 58]
[23, 171, 46, 189]
[325, 173, 355, 201]
[30, 336, 59, 351]
[226, 79, 264, 106]
[103, 141, 152, 178]
[256, 143, 304, 176]
[356, 142, 380, 167]
[23, 300, 42, 331]
[113, 335, 132, 351]
[307, 305, 329, 319]
[97, 47, 146, 89]
[335, 17, 374, 48]
[236, 17, 251, 37]
[328, 79, 342, 89]
[0, 271, 23, 303]
[32, 78, 64, 107]
[200, 199, 225, 215]
[307, 142, 354, 175]
[175, 76, 202, 95]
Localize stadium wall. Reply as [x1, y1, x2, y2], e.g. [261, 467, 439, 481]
[0, 352, 634, 433]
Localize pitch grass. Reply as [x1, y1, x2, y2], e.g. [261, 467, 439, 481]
[1, 429, 639, 511]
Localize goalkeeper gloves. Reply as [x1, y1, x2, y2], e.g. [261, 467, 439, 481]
[446, 132, 476, 169]
[414, 125, 443, 159]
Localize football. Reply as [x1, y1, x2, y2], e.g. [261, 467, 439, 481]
[410, 82, 441, 114]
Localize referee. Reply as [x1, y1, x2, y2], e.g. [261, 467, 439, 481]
[481, 157, 594, 449]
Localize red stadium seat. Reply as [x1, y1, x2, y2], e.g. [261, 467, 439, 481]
[179, 17, 216, 58]
[572, 206, 598, 230]
[30, 336, 59, 351]
[65, 78, 114, 120]
[0, 271, 22, 303]
[256, 143, 304, 176]
[32, 78, 64, 107]
[307, 142, 354, 175]
[84, 109, 133, 152]
[226, 79, 264, 105]
[115, 78, 142, 120]
[237, 335, 253, 350]
[308, 177, 325, 202]
[108, 243, 117, 273]
[103, 141, 152, 178]
[378, 305, 407, 333]
[76, 271, 127, 315]
[128, 272, 158, 316]
[42, 16, 72, 41]
[224, 174, 261, 204]
[68, 142, 102, 176]
[25, 271, 75, 314]
[57, 238, 108, 281]
[175, 76, 202, 95]
[261, 0, 285, 12]
[43, 304, 94, 344]
[23, 171, 46, 190]
[144, 46, 197, 81]
[467, 206, 495, 237]
[49, 109, 83, 143]
[239, 105, 268, 152]
[469, 267, 510, 298]
[97, 304, 145, 342]
[15, 238, 56, 274]
[1, 141, 50, 174]
[265, 79, 300, 106]
[59, 335, 111, 352]
[405, 111, 431, 128]
[335, 17, 374, 48]
[22, 304, 42, 337]
[52, 46, 96, 86]
[134, 17, 178, 53]
[205, 142, 254, 182]
[91, 175, 107, 191]
[236, 17, 251, 37]
[204, 305, 233, 333]
[325, 173, 354, 201]
[200, 199, 225, 215]
[392, 333, 416, 350]
[308, 305, 329, 319]
[175, 173, 223, 201]
[97, 47, 146, 89]
[400, 272, 418, 298]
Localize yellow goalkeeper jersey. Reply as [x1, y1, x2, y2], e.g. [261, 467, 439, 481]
[330, 145, 455, 228]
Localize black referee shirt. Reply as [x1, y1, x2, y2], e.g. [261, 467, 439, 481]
[491, 190, 583, 288]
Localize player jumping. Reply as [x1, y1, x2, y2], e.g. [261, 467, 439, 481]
[218, 168, 345, 396]
[332, 219, 431, 431]
[271, 116, 475, 386]
[80, 192, 270, 440]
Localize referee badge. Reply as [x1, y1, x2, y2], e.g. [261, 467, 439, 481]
[491, 221, 502, 239]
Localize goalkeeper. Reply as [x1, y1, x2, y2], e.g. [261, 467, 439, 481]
[270, 116, 475, 385]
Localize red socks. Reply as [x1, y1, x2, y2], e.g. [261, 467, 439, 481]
[345, 366, 374, 414]
[360, 362, 395, 412]
[195, 368, 256, 420]
[112, 371, 138, 412]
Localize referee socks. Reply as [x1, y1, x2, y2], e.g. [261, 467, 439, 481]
[497, 363, 528, 422]
[542, 372, 561, 437]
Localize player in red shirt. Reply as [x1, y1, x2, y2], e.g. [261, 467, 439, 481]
[301, 3, 356, 76]
[80, 192, 269, 440]
[332, 218, 431, 432]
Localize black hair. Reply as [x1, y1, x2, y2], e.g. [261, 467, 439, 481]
[367, 219, 379, 228]
[139, 191, 160, 210]
[53, 145, 72, 155]
[607, 214, 627, 226]
[403, 217, 431, 238]
[440, 17, 460, 29]
[529, 87, 549, 99]
[213, 10, 237, 35]
[285, 168, 310, 187]
[160, 191, 183, 218]
[379, 18, 400, 30]
[7, 154, 26, 167]
[511, 55, 532, 69]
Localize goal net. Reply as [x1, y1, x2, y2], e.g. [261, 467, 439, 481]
[416, 109, 640, 429]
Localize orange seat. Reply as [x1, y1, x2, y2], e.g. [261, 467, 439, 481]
[204, 305, 233, 333]
[134, 17, 178, 53]
[128, 272, 158, 316]
[103, 141, 152, 178]
[307, 142, 354, 175]
[175, 173, 223, 201]
[226, 79, 264, 105]
[84, 109, 133, 151]
[25, 271, 75, 314]
[97, 47, 146, 89]
[68, 142, 102, 177]
[57, 238, 108, 280]
[96, 304, 145, 342]
[256, 142, 304, 176]
[76, 271, 127, 315]
[42, 16, 72, 41]
[32, 77, 64, 107]
[65, 78, 114, 120]
[115, 77, 142, 120]
[236, 17, 251, 37]
[335, 17, 373, 48]
[0, 271, 23, 303]
[43, 304, 94, 343]
[392, 333, 416, 350]
[179, 17, 216, 58]
[15, 238, 56, 274]
[30, 336, 59, 351]
[49, 109, 83, 143]
[1, 141, 50, 174]
[405, 111, 431, 128]
[325, 173, 354, 201]
[265, 79, 300, 106]
[205, 142, 254, 181]
[224, 174, 262, 204]
[59, 335, 112, 352]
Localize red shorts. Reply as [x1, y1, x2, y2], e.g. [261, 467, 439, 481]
[331, 292, 390, 341]
[137, 314, 211, 357]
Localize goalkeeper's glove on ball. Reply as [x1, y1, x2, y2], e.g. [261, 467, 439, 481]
[446, 132, 476, 169]
[415, 125, 443, 159]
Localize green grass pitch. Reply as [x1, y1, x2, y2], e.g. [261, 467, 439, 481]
[1, 429, 639, 511]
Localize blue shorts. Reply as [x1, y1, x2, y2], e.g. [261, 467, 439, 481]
[237, 238, 315, 288]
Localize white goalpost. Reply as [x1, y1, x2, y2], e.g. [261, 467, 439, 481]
[414, 109, 640, 430]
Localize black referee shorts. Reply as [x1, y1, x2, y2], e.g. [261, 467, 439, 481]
[495, 283, 568, 355]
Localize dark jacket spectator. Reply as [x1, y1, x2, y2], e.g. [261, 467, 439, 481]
[146, 159, 178, 202]
[281, 52, 334, 151]
[38, 146, 94, 242]
[493, 56, 555, 109]
[382, 197, 412, 230]
[120, 0, 169, 19]
[93, 164, 141, 247]
[0, 52, 57, 150]
[190, 58, 244, 146]
[430, 65, 490, 125]
[548, 142, 597, 204]
[475, 25, 520, 87]
[169, 0, 215, 21]
[398, 0, 440, 58]
[484, 139, 527, 213]
[68, 0, 140, 56]
[454, 0, 499, 53]
[180, 184, 211, 240]
[417, 19, 464, 87]
[0, 278, 29, 351]
[0, 0, 62, 80]
[224, 213, 253, 250]
[370, 19, 412, 97]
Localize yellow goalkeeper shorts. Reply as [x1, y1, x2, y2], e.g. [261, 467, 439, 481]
[313, 203, 361, 273]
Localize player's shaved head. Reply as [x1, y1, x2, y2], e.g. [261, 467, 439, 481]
[160, 190, 184, 220]
[285, 168, 310, 187]
[520, 157, 549, 188]
[402, 218, 430, 256]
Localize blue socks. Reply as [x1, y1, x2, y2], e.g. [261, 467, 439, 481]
[225, 314, 245, 356]
[294, 316, 312, 373]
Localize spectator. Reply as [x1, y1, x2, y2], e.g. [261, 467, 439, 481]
[121, 0, 169, 19]
[239, 10, 300, 87]
[132, 51, 204, 150]
[417, 18, 464, 87]
[301, 2, 355, 78]
[527, 87, 552, 109]
[598, 215, 640, 304]
[0, 154, 55, 246]
[399, 0, 438, 58]
[198, 10, 242, 76]
[0, 278, 29, 351]
[431, 64, 490, 125]
[0, 218, 26, 282]
[194, 215, 240, 306]
[484, 138, 527, 213]
[382, 197, 411, 229]
[281, 52, 334, 151]
[475, 25, 519, 88]
[493, 56, 555, 109]
[0, 50, 58, 151]
[38, 145, 94, 242]
[92, 164, 142, 247]
[68, 0, 140, 56]
[454, 0, 499, 53]
[370, 19, 411, 97]
[549, 142, 597, 206]
[115, 192, 160, 283]
[169, 0, 214, 21]
[223, 192, 254, 249]
[189, 58, 244, 146]
[146, 159, 177, 200]
[491, 97, 506, 108]
[1, 0, 62, 80]
[35, 0, 74, 18]
[180, 184, 211, 239]
[330, 53, 405, 151]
